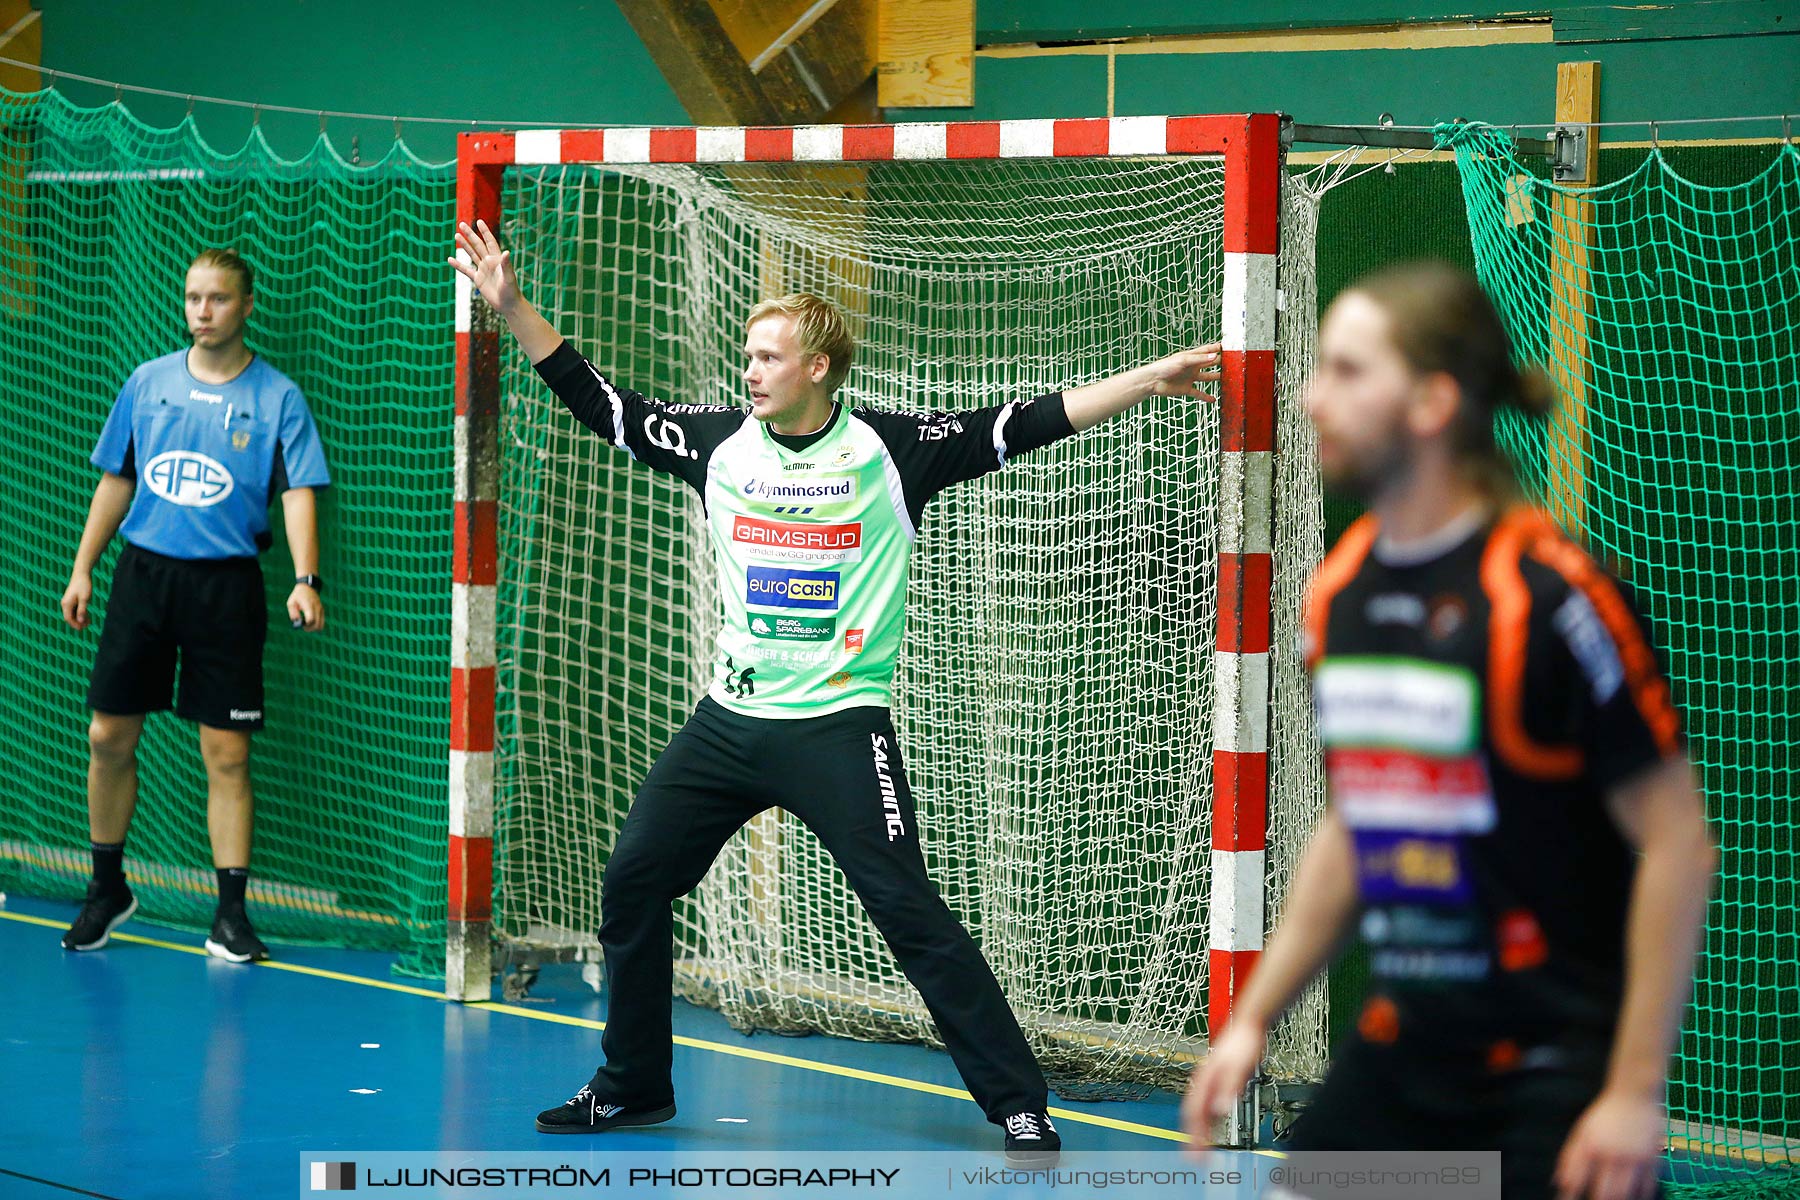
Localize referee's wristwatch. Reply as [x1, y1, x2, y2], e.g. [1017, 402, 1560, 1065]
[295, 574, 324, 593]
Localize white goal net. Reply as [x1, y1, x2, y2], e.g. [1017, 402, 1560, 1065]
[489, 149, 1327, 1095]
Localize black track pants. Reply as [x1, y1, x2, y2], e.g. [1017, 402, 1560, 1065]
[588, 696, 1047, 1124]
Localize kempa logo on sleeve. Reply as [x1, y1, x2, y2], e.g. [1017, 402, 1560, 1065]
[745, 566, 840, 611]
[732, 516, 863, 564]
[144, 450, 235, 507]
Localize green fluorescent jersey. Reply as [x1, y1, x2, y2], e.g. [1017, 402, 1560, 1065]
[535, 342, 1075, 717]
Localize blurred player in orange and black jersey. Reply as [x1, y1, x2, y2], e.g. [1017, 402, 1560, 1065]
[1184, 262, 1716, 1200]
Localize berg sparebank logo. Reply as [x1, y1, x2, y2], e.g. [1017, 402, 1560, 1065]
[144, 450, 235, 507]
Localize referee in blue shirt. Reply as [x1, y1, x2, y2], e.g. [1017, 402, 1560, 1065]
[59, 249, 331, 962]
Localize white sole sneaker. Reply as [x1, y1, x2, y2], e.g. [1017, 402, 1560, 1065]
[63, 895, 138, 951]
[204, 937, 255, 963]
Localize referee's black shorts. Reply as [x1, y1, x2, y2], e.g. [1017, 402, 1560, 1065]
[87, 543, 268, 731]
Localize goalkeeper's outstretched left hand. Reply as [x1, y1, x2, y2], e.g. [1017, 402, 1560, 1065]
[1062, 343, 1223, 431]
[1144, 343, 1225, 401]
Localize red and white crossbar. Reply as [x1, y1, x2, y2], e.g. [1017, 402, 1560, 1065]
[450, 115, 1283, 1033]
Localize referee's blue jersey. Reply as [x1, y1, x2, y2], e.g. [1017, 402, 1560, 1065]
[91, 350, 331, 561]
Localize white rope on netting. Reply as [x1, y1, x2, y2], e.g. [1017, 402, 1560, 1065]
[6, 55, 1792, 137]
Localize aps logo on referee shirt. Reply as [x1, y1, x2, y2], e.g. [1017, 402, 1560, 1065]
[144, 450, 234, 507]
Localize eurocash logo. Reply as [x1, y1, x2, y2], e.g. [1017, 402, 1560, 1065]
[750, 614, 836, 642]
[746, 566, 840, 611]
[310, 1161, 355, 1190]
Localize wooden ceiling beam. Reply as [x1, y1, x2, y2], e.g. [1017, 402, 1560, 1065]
[617, 0, 875, 126]
[878, 0, 973, 108]
[0, 1, 42, 94]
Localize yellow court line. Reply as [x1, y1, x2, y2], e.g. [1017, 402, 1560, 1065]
[4, 908, 1193, 1144]
[1, 845, 400, 925]
[1667, 1135, 1795, 1170]
[2, 910, 444, 997]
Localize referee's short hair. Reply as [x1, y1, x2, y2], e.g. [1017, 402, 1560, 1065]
[747, 293, 855, 394]
[189, 247, 255, 297]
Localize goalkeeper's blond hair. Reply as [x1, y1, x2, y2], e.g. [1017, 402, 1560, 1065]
[747, 294, 856, 394]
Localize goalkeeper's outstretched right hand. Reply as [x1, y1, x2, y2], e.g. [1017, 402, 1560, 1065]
[451, 219, 525, 316]
[449, 220, 566, 364]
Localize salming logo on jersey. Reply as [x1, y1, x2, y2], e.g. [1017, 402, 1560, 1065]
[746, 565, 841, 611]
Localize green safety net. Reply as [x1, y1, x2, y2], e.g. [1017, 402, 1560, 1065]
[0, 86, 455, 977]
[1443, 123, 1797, 1193]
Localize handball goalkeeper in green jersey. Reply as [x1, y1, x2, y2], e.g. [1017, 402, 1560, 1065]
[452, 219, 1221, 1159]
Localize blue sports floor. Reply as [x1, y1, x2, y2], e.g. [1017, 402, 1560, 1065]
[0, 891, 1204, 1200]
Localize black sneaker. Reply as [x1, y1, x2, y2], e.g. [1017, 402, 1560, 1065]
[535, 1084, 676, 1134]
[1002, 1111, 1061, 1164]
[61, 883, 137, 951]
[204, 908, 270, 963]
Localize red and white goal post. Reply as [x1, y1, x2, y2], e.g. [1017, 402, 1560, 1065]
[449, 113, 1325, 1109]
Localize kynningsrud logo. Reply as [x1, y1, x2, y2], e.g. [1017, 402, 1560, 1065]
[739, 475, 857, 509]
[144, 450, 234, 507]
[309, 1161, 355, 1190]
[745, 565, 840, 611]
